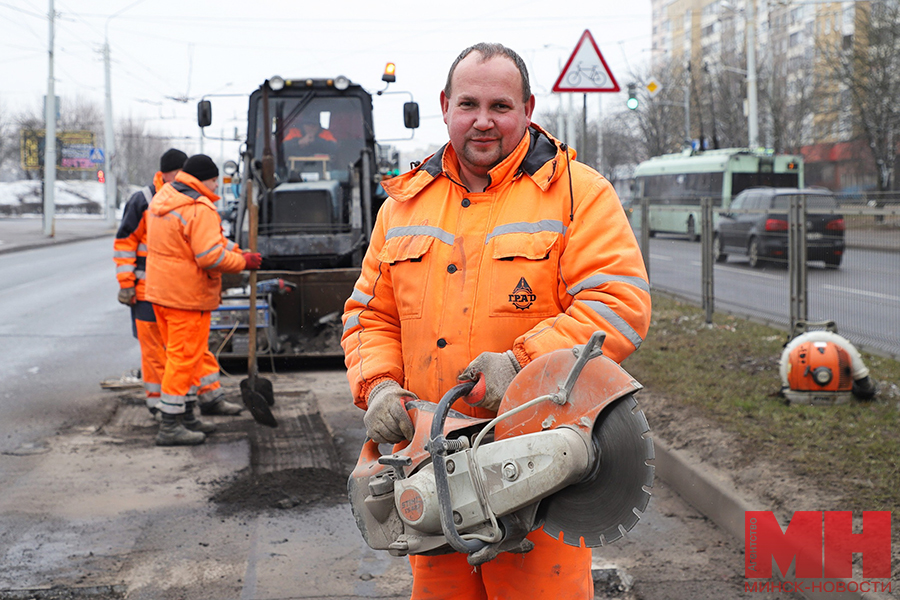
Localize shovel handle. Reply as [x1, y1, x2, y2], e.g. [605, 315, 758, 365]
[247, 178, 258, 381]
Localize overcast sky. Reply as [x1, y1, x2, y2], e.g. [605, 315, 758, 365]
[2, 0, 652, 160]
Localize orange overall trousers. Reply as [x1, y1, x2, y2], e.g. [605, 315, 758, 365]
[409, 529, 593, 599]
[153, 305, 222, 414]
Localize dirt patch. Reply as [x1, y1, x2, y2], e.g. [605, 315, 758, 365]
[0, 586, 125, 599]
[639, 389, 844, 519]
[209, 466, 348, 514]
[639, 388, 900, 593]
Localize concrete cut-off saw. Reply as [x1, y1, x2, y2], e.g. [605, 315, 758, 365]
[348, 331, 655, 564]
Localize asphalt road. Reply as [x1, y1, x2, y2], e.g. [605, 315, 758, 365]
[0, 236, 138, 453]
[645, 236, 900, 357]
[0, 235, 804, 599]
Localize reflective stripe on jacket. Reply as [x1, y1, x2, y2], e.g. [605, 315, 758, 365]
[341, 124, 651, 411]
[145, 171, 245, 311]
[114, 171, 165, 300]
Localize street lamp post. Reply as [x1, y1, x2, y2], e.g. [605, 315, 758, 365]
[722, 0, 760, 149]
[102, 38, 116, 227]
[746, 0, 759, 149]
[44, 0, 56, 237]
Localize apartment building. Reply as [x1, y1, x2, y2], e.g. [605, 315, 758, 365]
[650, 0, 881, 191]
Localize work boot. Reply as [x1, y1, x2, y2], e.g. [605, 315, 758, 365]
[183, 401, 216, 434]
[199, 396, 244, 416]
[155, 412, 206, 446]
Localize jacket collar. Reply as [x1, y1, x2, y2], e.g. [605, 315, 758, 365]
[152, 171, 165, 194]
[382, 123, 572, 202]
[173, 171, 221, 203]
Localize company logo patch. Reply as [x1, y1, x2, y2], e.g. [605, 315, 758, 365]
[508, 277, 536, 310]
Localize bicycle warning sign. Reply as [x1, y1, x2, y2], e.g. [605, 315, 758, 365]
[553, 30, 620, 93]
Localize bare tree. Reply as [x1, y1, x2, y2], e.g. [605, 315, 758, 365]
[823, 0, 900, 191]
[601, 113, 647, 176]
[115, 117, 170, 188]
[631, 59, 691, 156]
[0, 100, 18, 179]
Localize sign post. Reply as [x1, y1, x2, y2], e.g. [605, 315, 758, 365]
[552, 30, 620, 171]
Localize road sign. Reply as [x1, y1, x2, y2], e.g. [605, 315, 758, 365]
[646, 78, 662, 98]
[552, 30, 620, 93]
[90, 148, 105, 163]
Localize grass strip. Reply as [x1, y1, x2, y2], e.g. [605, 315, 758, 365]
[621, 293, 900, 512]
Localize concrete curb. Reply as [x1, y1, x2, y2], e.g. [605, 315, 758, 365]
[0, 233, 113, 256]
[654, 438, 894, 600]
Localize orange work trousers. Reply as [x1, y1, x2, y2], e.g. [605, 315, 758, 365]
[132, 301, 166, 411]
[153, 305, 221, 415]
[409, 528, 593, 599]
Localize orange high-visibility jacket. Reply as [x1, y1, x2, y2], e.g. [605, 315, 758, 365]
[145, 171, 246, 311]
[342, 124, 651, 411]
[114, 171, 165, 300]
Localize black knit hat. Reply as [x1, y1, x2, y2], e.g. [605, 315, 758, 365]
[181, 154, 219, 182]
[159, 148, 187, 173]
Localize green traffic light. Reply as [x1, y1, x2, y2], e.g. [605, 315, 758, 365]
[626, 97, 639, 110]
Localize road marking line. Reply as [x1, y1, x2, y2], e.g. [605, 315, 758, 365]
[650, 254, 673, 261]
[712, 265, 782, 281]
[823, 284, 900, 303]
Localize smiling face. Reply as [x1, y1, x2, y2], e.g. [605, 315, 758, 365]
[440, 53, 535, 191]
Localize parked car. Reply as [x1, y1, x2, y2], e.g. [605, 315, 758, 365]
[713, 188, 845, 269]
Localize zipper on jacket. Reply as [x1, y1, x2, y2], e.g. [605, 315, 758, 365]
[560, 143, 575, 224]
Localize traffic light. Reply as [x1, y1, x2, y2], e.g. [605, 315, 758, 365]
[97, 169, 105, 183]
[626, 83, 639, 110]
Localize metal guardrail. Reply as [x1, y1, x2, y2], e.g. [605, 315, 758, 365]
[634, 196, 900, 358]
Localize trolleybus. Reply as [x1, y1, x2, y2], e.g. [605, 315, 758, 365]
[631, 148, 804, 240]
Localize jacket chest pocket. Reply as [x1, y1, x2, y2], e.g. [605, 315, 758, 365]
[488, 231, 561, 318]
[378, 235, 435, 320]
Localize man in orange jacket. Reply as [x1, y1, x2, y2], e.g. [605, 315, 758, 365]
[146, 154, 262, 446]
[342, 43, 651, 599]
[114, 148, 186, 415]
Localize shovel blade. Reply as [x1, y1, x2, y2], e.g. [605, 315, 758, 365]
[240, 379, 278, 428]
[254, 376, 275, 406]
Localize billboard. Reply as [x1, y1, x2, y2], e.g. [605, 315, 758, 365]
[20, 130, 98, 171]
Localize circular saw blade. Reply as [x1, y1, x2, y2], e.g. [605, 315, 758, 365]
[538, 394, 654, 547]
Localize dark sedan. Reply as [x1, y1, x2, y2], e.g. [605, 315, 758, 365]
[713, 188, 845, 268]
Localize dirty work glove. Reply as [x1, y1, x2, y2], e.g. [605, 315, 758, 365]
[242, 252, 262, 270]
[117, 287, 136, 306]
[458, 351, 521, 412]
[364, 381, 416, 444]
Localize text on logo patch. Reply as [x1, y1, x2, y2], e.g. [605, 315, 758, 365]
[508, 277, 536, 310]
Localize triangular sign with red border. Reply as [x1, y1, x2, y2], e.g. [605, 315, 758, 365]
[552, 30, 620, 93]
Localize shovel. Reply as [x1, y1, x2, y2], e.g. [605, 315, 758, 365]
[240, 178, 277, 428]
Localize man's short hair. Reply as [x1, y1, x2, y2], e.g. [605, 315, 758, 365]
[444, 43, 531, 103]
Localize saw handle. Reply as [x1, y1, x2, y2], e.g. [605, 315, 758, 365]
[461, 377, 486, 406]
[429, 381, 488, 555]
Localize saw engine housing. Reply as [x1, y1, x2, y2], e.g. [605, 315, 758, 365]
[348, 332, 653, 558]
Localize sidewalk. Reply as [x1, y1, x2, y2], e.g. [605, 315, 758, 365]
[0, 216, 115, 255]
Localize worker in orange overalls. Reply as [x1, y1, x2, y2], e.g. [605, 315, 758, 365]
[284, 110, 338, 157]
[342, 43, 651, 599]
[114, 148, 186, 415]
[145, 154, 261, 446]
